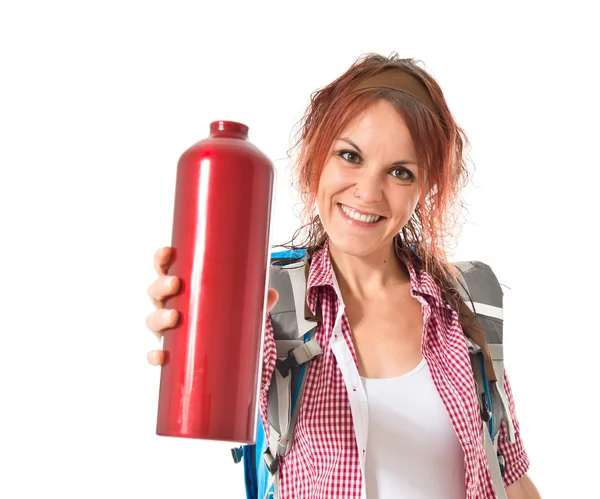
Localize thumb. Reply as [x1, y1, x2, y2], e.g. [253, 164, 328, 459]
[266, 288, 279, 313]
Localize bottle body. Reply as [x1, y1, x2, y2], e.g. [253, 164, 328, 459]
[156, 121, 274, 443]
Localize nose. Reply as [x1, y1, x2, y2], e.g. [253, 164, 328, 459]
[354, 174, 383, 203]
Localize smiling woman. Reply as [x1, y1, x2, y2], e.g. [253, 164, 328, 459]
[287, 56, 469, 286]
[146, 53, 541, 499]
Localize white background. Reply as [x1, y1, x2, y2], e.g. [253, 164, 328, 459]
[1, 1, 598, 497]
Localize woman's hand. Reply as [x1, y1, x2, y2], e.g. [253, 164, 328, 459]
[145, 246, 279, 366]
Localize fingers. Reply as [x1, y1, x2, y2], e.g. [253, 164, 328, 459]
[148, 247, 177, 367]
[145, 308, 177, 367]
[147, 275, 180, 309]
[145, 308, 179, 339]
[147, 350, 165, 366]
[267, 288, 279, 313]
[154, 247, 173, 276]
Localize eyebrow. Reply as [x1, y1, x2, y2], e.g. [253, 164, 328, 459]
[338, 137, 418, 167]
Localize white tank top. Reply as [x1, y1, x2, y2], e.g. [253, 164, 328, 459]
[360, 359, 466, 499]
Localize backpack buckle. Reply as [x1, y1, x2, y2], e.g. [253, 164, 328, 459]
[276, 340, 323, 378]
[276, 352, 298, 378]
[480, 393, 492, 423]
[497, 452, 506, 478]
[231, 446, 243, 464]
[263, 449, 280, 474]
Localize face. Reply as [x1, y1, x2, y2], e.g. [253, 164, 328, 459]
[315, 99, 422, 259]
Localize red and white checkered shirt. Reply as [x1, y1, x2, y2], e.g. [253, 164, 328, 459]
[260, 242, 530, 498]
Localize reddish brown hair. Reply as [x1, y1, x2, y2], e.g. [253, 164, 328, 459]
[284, 53, 477, 321]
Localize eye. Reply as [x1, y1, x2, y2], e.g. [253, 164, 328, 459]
[338, 150, 362, 164]
[390, 168, 415, 181]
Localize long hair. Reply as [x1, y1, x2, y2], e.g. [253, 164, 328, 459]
[281, 52, 479, 329]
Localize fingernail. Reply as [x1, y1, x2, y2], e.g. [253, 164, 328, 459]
[163, 309, 174, 321]
[165, 276, 174, 288]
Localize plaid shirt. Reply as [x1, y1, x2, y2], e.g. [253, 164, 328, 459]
[260, 242, 530, 498]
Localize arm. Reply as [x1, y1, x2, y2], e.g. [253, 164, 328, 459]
[506, 475, 542, 499]
[498, 370, 542, 498]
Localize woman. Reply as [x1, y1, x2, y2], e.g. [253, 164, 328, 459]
[145, 53, 541, 498]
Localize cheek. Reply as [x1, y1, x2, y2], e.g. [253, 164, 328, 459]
[410, 190, 421, 211]
[316, 160, 351, 205]
[315, 176, 327, 214]
[392, 188, 421, 223]
[314, 171, 329, 217]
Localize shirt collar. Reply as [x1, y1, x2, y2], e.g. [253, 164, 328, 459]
[306, 240, 334, 291]
[406, 259, 446, 304]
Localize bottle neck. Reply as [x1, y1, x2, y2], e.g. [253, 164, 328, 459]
[209, 121, 249, 139]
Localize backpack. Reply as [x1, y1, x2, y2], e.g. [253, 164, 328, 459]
[232, 249, 514, 499]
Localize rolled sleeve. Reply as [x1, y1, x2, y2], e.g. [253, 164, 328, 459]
[497, 370, 531, 486]
[259, 313, 277, 432]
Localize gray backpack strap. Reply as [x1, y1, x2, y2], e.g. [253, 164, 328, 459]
[263, 261, 322, 496]
[269, 261, 317, 340]
[454, 261, 515, 494]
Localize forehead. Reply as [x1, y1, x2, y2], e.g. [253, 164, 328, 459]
[337, 100, 416, 155]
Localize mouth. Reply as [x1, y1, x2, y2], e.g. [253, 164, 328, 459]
[338, 203, 385, 226]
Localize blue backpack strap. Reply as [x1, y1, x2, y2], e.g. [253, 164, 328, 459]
[270, 249, 307, 261]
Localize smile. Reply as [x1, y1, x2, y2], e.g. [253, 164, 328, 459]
[338, 203, 384, 224]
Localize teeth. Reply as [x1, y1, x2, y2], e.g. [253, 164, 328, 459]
[340, 204, 381, 223]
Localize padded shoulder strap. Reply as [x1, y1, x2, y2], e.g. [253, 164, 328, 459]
[454, 261, 504, 329]
[269, 262, 316, 341]
[454, 261, 502, 381]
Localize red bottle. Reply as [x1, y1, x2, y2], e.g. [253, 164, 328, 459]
[156, 120, 274, 443]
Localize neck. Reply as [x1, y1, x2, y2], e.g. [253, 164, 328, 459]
[327, 239, 410, 300]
